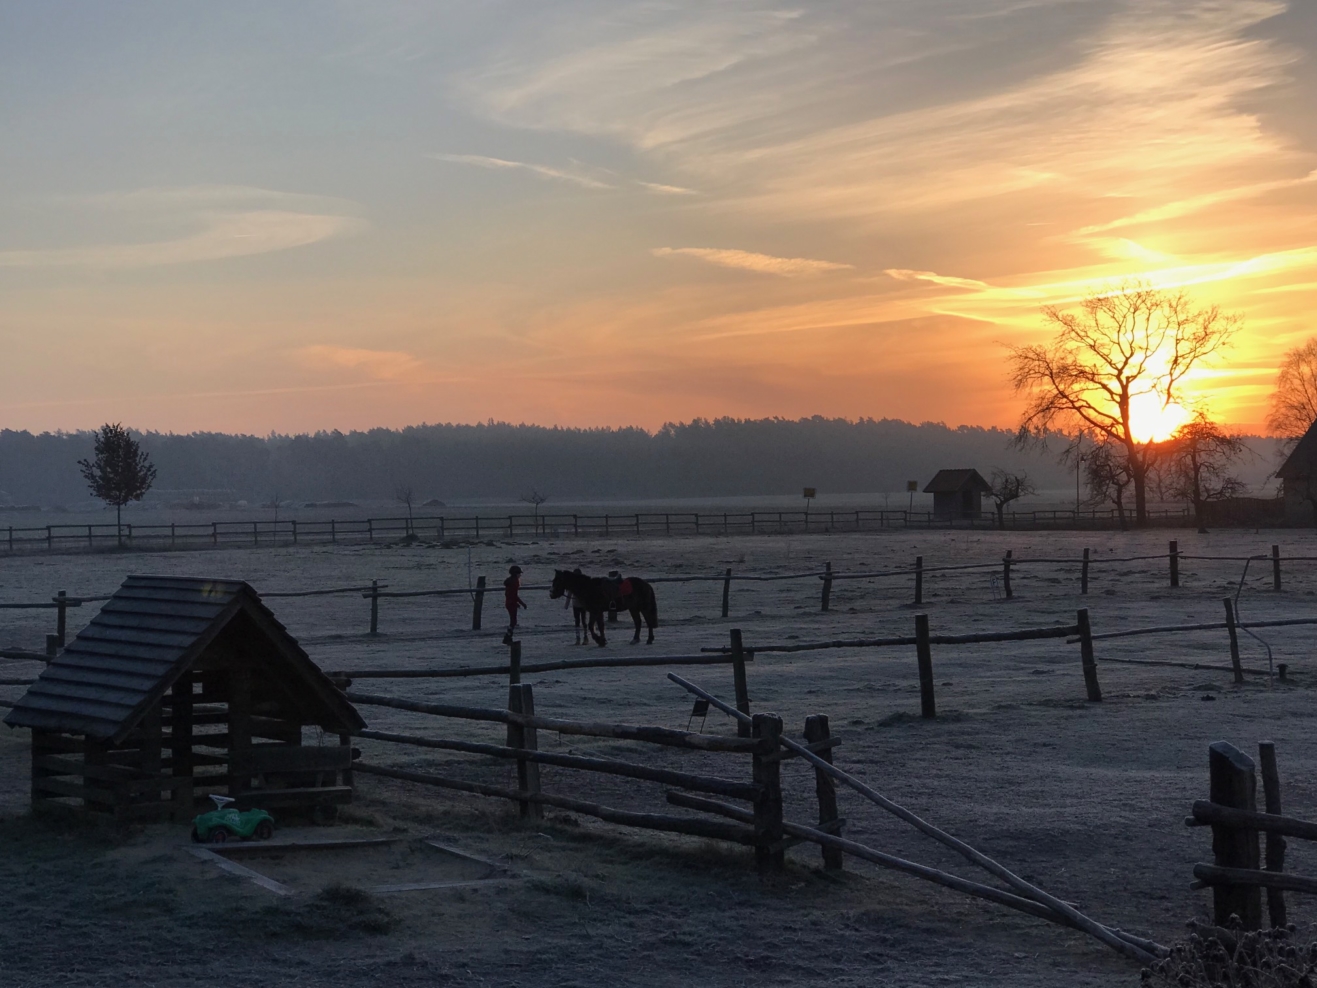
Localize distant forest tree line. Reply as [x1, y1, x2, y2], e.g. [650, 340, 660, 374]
[0, 417, 1092, 508]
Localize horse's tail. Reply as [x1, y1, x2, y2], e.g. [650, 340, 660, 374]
[642, 578, 658, 627]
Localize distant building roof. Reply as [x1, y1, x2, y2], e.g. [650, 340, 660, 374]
[4, 575, 363, 742]
[1277, 422, 1317, 480]
[923, 469, 993, 494]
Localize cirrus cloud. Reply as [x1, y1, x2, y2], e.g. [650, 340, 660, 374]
[653, 246, 852, 276]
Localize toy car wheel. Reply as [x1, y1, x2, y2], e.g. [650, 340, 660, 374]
[190, 826, 202, 843]
[209, 827, 230, 844]
[253, 819, 274, 841]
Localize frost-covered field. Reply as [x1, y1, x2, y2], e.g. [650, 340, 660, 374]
[4, 528, 1317, 987]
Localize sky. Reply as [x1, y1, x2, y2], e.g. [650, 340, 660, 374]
[1, 0, 1315, 436]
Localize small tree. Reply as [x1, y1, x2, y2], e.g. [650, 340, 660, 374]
[1161, 414, 1248, 532]
[1084, 439, 1135, 530]
[78, 424, 157, 546]
[1266, 336, 1317, 452]
[988, 470, 1035, 529]
[395, 484, 414, 526]
[521, 489, 549, 533]
[1011, 283, 1238, 524]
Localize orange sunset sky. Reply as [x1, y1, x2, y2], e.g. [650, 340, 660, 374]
[1, 1, 1315, 436]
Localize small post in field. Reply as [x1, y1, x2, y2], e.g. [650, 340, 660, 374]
[730, 628, 752, 737]
[368, 580, 380, 635]
[1207, 741, 1261, 930]
[1223, 598, 1243, 684]
[820, 561, 833, 612]
[1169, 540, 1179, 588]
[914, 555, 924, 606]
[915, 614, 935, 719]
[1077, 608, 1101, 702]
[506, 684, 542, 820]
[1002, 549, 1013, 599]
[471, 576, 486, 631]
[1272, 545, 1282, 592]
[751, 712, 785, 871]
[804, 714, 843, 871]
[1258, 741, 1287, 928]
[721, 568, 732, 618]
[1081, 547, 1090, 594]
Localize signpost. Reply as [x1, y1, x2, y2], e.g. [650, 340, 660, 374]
[907, 480, 918, 512]
[803, 487, 816, 526]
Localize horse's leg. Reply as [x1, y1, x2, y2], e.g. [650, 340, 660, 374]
[629, 604, 642, 644]
[590, 609, 607, 646]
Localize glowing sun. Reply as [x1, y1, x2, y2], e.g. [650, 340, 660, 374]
[1128, 392, 1191, 444]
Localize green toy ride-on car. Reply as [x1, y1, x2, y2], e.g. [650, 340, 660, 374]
[191, 795, 275, 844]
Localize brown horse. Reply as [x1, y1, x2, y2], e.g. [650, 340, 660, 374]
[549, 569, 658, 645]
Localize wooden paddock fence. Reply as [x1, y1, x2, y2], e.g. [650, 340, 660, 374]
[0, 505, 1200, 557]
[1186, 740, 1317, 931]
[3, 539, 1308, 649]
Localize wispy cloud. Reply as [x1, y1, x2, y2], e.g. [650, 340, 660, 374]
[637, 180, 698, 195]
[885, 269, 990, 290]
[653, 247, 852, 277]
[428, 153, 613, 189]
[0, 186, 362, 269]
[298, 345, 426, 381]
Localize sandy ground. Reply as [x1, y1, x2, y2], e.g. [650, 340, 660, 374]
[4, 528, 1317, 987]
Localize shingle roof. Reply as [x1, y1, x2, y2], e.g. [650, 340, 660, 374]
[1277, 422, 1317, 480]
[4, 576, 363, 742]
[923, 469, 993, 494]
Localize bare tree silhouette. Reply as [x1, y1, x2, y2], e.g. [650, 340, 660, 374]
[1161, 414, 1248, 532]
[1011, 282, 1237, 524]
[1267, 337, 1317, 452]
[988, 469, 1035, 529]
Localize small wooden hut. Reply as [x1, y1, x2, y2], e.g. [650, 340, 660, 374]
[4, 576, 364, 822]
[923, 469, 992, 520]
[1277, 422, 1317, 522]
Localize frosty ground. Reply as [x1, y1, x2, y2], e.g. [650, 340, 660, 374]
[3, 527, 1317, 987]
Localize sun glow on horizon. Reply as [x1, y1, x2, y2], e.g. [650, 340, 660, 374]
[1128, 392, 1193, 444]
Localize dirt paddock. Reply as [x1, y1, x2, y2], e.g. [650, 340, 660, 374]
[4, 528, 1317, 987]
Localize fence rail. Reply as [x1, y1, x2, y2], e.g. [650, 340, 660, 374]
[1, 506, 1204, 556]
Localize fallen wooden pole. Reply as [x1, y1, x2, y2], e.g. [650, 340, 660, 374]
[666, 673, 1164, 965]
[357, 729, 762, 800]
[353, 763, 758, 845]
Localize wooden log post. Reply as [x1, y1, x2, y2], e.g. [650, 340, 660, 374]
[509, 640, 521, 686]
[1208, 740, 1262, 930]
[506, 684, 543, 820]
[915, 614, 935, 719]
[821, 561, 833, 612]
[804, 714, 843, 870]
[229, 666, 253, 798]
[914, 555, 924, 606]
[369, 580, 380, 635]
[1169, 540, 1180, 588]
[1077, 608, 1102, 702]
[752, 713, 785, 871]
[1258, 741, 1287, 929]
[1081, 548, 1090, 595]
[730, 629, 752, 737]
[721, 568, 732, 618]
[1278, 663, 1288, 682]
[1272, 545, 1282, 592]
[1224, 598, 1243, 685]
[45, 634, 58, 658]
[55, 590, 68, 647]
[1002, 550, 1013, 599]
[170, 675, 194, 820]
[471, 576, 486, 631]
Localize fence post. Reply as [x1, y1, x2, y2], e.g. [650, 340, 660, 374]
[506, 684, 543, 820]
[1207, 741, 1262, 930]
[170, 523, 176, 549]
[212, 522, 218, 547]
[369, 580, 379, 635]
[804, 714, 843, 871]
[253, 521, 258, 546]
[820, 561, 833, 612]
[915, 614, 935, 719]
[55, 590, 68, 647]
[751, 712, 784, 871]
[1272, 545, 1282, 592]
[45, 634, 59, 658]
[730, 629, 752, 737]
[291, 520, 298, 545]
[368, 519, 374, 543]
[1169, 540, 1179, 588]
[721, 568, 732, 618]
[472, 576, 486, 631]
[914, 555, 924, 606]
[1223, 598, 1243, 684]
[330, 519, 336, 544]
[1002, 549, 1013, 599]
[1081, 547, 1090, 594]
[1258, 741, 1287, 928]
[47, 526, 52, 550]
[87, 525, 93, 548]
[1077, 608, 1102, 702]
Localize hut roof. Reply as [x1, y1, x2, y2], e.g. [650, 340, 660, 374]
[1277, 422, 1317, 480]
[923, 469, 993, 494]
[4, 576, 364, 742]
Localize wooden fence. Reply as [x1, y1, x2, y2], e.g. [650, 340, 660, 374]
[0, 505, 1200, 556]
[1186, 740, 1317, 931]
[7, 540, 1308, 646]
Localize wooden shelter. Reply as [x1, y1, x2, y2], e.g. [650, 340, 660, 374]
[923, 469, 992, 520]
[1276, 422, 1317, 522]
[4, 576, 364, 822]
